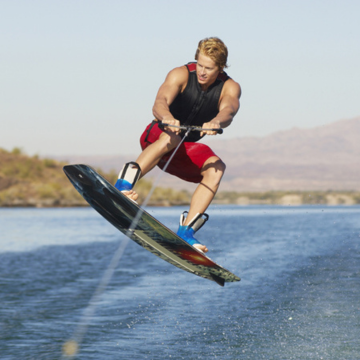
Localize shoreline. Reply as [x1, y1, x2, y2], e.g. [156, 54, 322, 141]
[1, 199, 360, 208]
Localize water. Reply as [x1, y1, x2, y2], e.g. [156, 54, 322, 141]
[0, 206, 359, 359]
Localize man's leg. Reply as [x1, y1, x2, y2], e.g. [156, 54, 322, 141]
[182, 156, 226, 252]
[120, 131, 181, 200]
[136, 131, 181, 175]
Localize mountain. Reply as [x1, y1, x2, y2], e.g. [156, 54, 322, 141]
[0, 150, 192, 207]
[208, 116, 360, 191]
[0, 150, 87, 207]
[57, 117, 360, 192]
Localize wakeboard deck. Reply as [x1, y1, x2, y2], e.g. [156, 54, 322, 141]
[63, 164, 240, 286]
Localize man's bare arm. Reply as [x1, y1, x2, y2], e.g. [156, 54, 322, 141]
[201, 79, 241, 135]
[152, 66, 188, 133]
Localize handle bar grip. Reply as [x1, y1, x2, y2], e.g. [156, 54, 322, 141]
[159, 122, 223, 134]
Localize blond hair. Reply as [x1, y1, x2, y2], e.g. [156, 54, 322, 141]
[195, 37, 228, 71]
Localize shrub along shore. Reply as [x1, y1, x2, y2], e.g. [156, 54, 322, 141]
[1, 147, 359, 207]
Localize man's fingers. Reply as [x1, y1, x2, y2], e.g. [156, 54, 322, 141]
[163, 120, 181, 134]
[201, 128, 219, 136]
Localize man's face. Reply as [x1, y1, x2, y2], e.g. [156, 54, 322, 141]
[196, 52, 220, 90]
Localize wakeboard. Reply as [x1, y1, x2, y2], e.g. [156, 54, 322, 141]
[63, 164, 240, 286]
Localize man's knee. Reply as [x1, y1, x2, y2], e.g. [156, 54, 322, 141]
[202, 157, 226, 179]
[217, 159, 226, 174]
[158, 132, 181, 151]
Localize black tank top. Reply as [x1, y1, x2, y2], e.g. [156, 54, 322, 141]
[169, 62, 230, 142]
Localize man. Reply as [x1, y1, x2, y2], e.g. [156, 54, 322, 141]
[115, 37, 241, 253]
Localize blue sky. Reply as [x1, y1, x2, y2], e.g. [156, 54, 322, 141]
[1, 0, 359, 156]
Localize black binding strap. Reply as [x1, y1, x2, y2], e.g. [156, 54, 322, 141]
[119, 162, 142, 187]
[144, 120, 158, 143]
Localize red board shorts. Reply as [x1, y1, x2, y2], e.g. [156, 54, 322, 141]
[139, 122, 220, 184]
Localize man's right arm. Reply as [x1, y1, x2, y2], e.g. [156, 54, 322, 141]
[152, 66, 188, 133]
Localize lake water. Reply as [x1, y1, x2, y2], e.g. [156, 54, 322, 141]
[0, 206, 359, 360]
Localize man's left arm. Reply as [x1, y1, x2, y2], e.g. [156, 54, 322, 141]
[201, 79, 241, 135]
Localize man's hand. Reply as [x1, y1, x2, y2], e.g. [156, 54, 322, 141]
[162, 119, 181, 135]
[200, 121, 221, 137]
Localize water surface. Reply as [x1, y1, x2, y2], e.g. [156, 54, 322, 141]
[0, 206, 359, 359]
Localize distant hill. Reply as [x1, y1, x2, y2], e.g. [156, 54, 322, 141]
[0, 148, 86, 207]
[57, 154, 135, 174]
[0, 149, 191, 207]
[56, 117, 360, 192]
[208, 116, 360, 191]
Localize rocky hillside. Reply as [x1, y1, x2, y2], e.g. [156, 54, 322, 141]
[58, 117, 360, 192]
[3, 116, 358, 207]
[208, 116, 360, 191]
[0, 148, 86, 207]
[0, 148, 191, 207]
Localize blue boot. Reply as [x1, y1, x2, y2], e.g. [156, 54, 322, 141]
[177, 211, 209, 248]
[114, 162, 141, 192]
[177, 225, 199, 246]
[114, 179, 133, 192]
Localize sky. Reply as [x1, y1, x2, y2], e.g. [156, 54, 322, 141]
[1, 0, 359, 157]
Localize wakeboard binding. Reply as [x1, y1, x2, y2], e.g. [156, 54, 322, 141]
[115, 162, 141, 192]
[177, 211, 209, 248]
